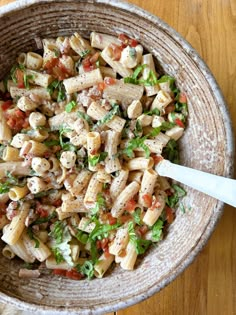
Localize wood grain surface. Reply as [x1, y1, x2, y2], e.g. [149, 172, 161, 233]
[0, 0, 235, 315]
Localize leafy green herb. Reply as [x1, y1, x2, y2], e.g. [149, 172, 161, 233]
[91, 193, 106, 215]
[147, 122, 176, 138]
[51, 247, 65, 264]
[162, 139, 179, 164]
[151, 219, 164, 242]
[77, 111, 94, 127]
[32, 211, 57, 225]
[0, 182, 10, 194]
[96, 60, 100, 68]
[128, 221, 152, 254]
[160, 121, 176, 131]
[123, 137, 150, 158]
[145, 70, 158, 86]
[124, 65, 146, 85]
[175, 101, 188, 117]
[49, 221, 74, 266]
[0, 171, 24, 194]
[27, 227, 40, 248]
[23, 74, 34, 89]
[43, 139, 60, 147]
[78, 260, 94, 279]
[10, 64, 25, 83]
[59, 127, 77, 152]
[88, 152, 108, 166]
[133, 64, 146, 79]
[65, 100, 77, 113]
[47, 80, 66, 102]
[57, 82, 66, 102]
[49, 220, 65, 244]
[53, 49, 60, 57]
[166, 184, 186, 208]
[157, 75, 175, 90]
[34, 189, 56, 199]
[133, 120, 143, 138]
[144, 108, 160, 116]
[132, 208, 142, 226]
[89, 222, 120, 241]
[80, 49, 91, 58]
[47, 79, 60, 95]
[75, 230, 89, 244]
[93, 105, 120, 129]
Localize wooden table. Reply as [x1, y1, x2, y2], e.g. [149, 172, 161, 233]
[0, 0, 235, 314]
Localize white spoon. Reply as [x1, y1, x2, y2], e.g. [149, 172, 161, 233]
[155, 159, 236, 207]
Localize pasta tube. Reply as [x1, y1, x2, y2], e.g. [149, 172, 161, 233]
[63, 69, 103, 93]
[138, 169, 158, 207]
[1, 202, 30, 245]
[111, 181, 140, 218]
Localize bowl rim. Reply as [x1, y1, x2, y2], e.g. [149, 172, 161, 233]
[0, 0, 234, 314]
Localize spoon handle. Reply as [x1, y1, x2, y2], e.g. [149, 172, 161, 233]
[155, 159, 236, 207]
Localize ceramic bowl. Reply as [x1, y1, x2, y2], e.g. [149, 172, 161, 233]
[0, 0, 234, 314]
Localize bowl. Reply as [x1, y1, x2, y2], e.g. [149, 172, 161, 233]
[0, 0, 234, 314]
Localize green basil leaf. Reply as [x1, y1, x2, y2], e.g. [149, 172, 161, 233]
[151, 219, 164, 242]
[77, 111, 94, 127]
[93, 105, 120, 129]
[78, 260, 94, 279]
[27, 227, 40, 248]
[65, 100, 77, 113]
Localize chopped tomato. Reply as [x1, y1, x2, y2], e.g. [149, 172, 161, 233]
[119, 214, 132, 224]
[36, 206, 48, 218]
[15, 69, 25, 88]
[151, 154, 163, 165]
[97, 82, 106, 91]
[118, 33, 138, 47]
[53, 269, 67, 276]
[165, 206, 174, 224]
[44, 58, 59, 71]
[52, 199, 62, 207]
[15, 109, 25, 119]
[6, 117, 17, 129]
[104, 77, 116, 86]
[129, 38, 138, 47]
[137, 225, 148, 236]
[175, 118, 185, 128]
[104, 248, 111, 259]
[179, 93, 187, 104]
[101, 238, 109, 250]
[150, 197, 161, 211]
[108, 43, 122, 61]
[1, 100, 13, 111]
[118, 33, 130, 44]
[125, 199, 136, 212]
[66, 269, 83, 280]
[89, 52, 100, 64]
[142, 194, 152, 208]
[107, 213, 117, 225]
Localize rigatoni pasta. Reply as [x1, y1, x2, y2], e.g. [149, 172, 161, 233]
[0, 31, 187, 280]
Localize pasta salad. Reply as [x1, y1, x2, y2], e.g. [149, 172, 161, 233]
[0, 32, 187, 280]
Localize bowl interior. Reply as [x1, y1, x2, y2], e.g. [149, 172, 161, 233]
[0, 1, 233, 314]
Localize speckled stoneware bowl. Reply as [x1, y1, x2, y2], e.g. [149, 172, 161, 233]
[0, 0, 234, 314]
